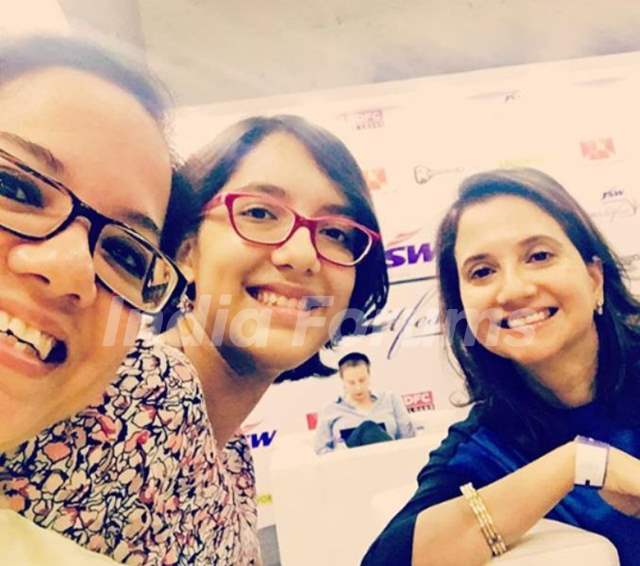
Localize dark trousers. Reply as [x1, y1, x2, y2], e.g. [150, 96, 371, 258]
[345, 420, 393, 448]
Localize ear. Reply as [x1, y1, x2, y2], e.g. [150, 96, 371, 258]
[176, 236, 197, 283]
[587, 255, 604, 302]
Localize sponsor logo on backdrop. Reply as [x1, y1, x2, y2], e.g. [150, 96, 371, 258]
[580, 137, 616, 160]
[358, 286, 441, 359]
[402, 390, 435, 412]
[247, 430, 278, 449]
[385, 242, 435, 268]
[306, 412, 319, 430]
[340, 108, 385, 130]
[413, 165, 463, 185]
[590, 188, 637, 223]
[602, 188, 624, 200]
[241, 421, 279, 449]
[363, 167, 388, 191]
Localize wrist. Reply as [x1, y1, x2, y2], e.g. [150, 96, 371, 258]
[573, 436, 609, 488]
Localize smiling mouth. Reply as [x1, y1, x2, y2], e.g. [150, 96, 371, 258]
[246, 287, 329, 312]
[499, 307, 558, 329]
[0, 310, 67, 364]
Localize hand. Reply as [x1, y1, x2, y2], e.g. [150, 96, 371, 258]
[599, 491, 640, 517]
[599, 447, 640, 517]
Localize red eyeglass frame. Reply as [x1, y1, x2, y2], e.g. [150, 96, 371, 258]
[203, 191, 381, 267]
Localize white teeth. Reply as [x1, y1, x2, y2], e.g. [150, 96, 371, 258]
[8, 318, 25, 337]
[506, 310, 550, 329]
[24, 327, 43, 350]
[38, 335, 55, 361]
[0, 309, 58, 361]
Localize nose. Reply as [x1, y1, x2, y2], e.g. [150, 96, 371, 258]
[7, 221, 98, 308]
[495, 266, 536, 306]
[271, 226, 321, 275]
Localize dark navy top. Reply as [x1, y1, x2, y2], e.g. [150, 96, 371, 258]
[362, 401, 640, 565]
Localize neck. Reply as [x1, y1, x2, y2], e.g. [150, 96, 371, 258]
[347, 393, 373, 408]
[165, 314, 279, 446]
[520, 326, 599, 408]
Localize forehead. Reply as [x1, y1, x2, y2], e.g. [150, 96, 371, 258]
[0, 67, 171, 239]
[454, 195, 571, 261]
[341, 363, 369, 378]
[224, 132, 350, 214]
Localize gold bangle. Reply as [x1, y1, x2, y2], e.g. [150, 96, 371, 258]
[460, 482, 508, 556]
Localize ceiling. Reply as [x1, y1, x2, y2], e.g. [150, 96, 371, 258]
[50, 0, 640, 107]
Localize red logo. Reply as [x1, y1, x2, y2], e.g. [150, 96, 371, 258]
[402, 391, 435, 412]
[306, 412, 319, 430]
[363, 167, 387, 191]
[580, 138, 615, 160]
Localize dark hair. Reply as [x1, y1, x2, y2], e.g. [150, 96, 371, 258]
[435, 167, 640, 456]
[164, 115, 389, 381]
[0, 35, 169, 124]
[338, 352, 371, 375]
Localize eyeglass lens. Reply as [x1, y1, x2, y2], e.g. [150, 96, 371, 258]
[0, 154, 177, 313]
[230, 194, 371, 265]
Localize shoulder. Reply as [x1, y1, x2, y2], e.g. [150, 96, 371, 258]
[114, 338, 206, 410]
[320, 398, 345, 414]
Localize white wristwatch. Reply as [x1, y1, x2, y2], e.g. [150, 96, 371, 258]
[574, 435, 609, 488]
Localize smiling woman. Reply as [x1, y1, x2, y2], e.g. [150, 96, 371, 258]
[363, 168, 640, 566]
[160, 114, 389, 446]
[0, 36, 260, 565]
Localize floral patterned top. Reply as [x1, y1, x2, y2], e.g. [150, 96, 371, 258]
[0, 339, 262, 565]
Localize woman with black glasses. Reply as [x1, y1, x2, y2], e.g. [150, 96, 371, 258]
[0, 36, 259, 565]
[161, 114, 389, 447]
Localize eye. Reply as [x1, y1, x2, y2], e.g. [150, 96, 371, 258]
[101, 236, 147, 278]
[469, 265, 494, 280]
[0, 170, 44, 207]
[528, 250, 553, 263]
[237, 204, 279, 221]
[320, 226, 350, 243]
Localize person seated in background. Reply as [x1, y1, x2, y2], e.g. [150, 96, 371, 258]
[314, 352, 416, 454]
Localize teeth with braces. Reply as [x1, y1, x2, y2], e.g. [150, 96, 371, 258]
[0, 309, 58, 361]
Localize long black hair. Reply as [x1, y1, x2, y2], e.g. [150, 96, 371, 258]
[435, 168, 640, 456]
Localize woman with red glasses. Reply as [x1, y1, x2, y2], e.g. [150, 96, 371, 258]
[161, 114, 389, 446]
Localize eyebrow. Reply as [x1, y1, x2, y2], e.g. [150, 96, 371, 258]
[460, 235, 561, 270]
[0, 131, 161, 239]
[115, 209, 161, 239]
[0, 131, 65, 175]
[238, 183, 357, 217]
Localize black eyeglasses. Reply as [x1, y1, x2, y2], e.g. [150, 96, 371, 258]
[0, 146, 186, 315]
[204, 192, 381, 267]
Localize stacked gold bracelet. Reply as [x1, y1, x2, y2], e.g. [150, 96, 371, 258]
[460, 482, 508, 557]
